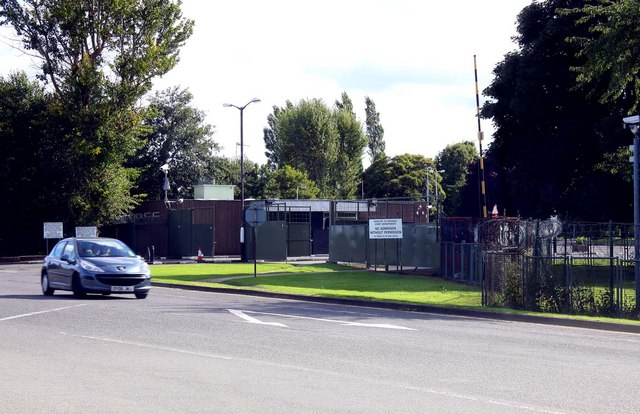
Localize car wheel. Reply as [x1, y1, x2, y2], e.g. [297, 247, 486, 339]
[135, 292, 148, 300]
[41, 272, 54, 296]
[72, 274, 86, 298]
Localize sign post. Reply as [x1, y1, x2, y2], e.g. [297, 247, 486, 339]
[245, 204, 267, 277]
[368, 219, 403, 273]
[43, 222, 64, 254]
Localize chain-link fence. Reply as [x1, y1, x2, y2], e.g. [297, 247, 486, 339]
[476, 218, 638, 318]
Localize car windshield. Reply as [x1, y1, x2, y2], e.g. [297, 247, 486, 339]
[77, 240, 136, 258]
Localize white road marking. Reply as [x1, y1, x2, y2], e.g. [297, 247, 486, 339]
[62, 332, 233, 360]
[401, 385, 567, 414]
[294, 305, 379, 316]
[0, 304, 87, 321]
[68, 331, 566, 413]
[69, 328, 563, 413]
[340, 321, 417, 330]
[228, 309, 288, 327]
[230, 309, 417, 331]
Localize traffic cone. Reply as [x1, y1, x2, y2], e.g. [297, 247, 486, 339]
[197, 248, 203, 263]
[491, 204, 499, 219]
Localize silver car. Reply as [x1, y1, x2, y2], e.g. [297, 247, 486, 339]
[41, 237, 151, 299]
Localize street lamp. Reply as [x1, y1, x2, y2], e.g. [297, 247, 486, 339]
[160, 164, 170, 205]
[223, 98, 261, 261]
[296, 185, 307, 200]
[623, 114, 640, 306]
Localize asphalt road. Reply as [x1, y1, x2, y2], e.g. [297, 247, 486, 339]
[2, 263, 640, 413]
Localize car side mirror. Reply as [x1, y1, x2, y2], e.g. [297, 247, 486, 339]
[61, 254, 76, 265]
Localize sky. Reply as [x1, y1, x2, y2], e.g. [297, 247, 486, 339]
[0, 0, 534, 167]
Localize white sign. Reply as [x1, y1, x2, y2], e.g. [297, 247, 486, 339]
[43, 222, 63, 239]
[75, 226, 97, 238]
[369, 219, 403, 239]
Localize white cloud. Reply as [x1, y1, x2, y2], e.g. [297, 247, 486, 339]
[0, 0, 533, 169]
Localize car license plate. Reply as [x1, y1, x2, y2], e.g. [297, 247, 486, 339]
[111, 286, 134, 292]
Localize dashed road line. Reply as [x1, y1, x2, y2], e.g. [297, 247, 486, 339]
[0, 304, 87, 321]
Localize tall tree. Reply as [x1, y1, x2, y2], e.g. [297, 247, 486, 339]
[0, 0, 193, 104]
[482, 0, 630, 220]
[0, 0, 193, 225]
[363, 154, 434, 199]
[264, 97, 366, 198]
[435, 141, 478, 216]
[335, 94, 368, 199]
[132, 87, 219, 200]
[0, 72, 61, 253]
[263, 106, 282, 170]
[565, 0, 640, 111]
[263, 165, 320, 199]
[335, 91, 355, 116]
[365, 96, 385, 162]
[244, 162, 272, 200]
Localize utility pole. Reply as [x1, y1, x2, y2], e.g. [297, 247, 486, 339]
[474, 55, 488, 219]
[623, 114, 640, 308]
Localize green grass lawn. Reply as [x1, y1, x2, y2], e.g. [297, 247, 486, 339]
[151, 262, 352, 280]
[151, 262, 482, 308]
[151, 262, 640, 325]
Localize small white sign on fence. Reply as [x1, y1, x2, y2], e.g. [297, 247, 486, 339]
[43, 222, 63, 239]
[369, 219, 403, 239]
[75, 226, 97, 238]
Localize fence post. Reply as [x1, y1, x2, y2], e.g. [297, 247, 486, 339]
[522, 256, 527, 310]
[609, 220, 615, 308]
[443, 243, 448, 278]
[481, 251, 486, 306]
[461, 242, 466, 281]
[617, 257, 622, 318]
[568, 256, 573, 314]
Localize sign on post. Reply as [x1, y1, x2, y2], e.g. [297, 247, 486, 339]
[368, 219, 403, 239]
[245, 204, 267, 227]
[75, 226, 97, 238]
[43, 222, 63, 239]
[244, 203, 267, 278]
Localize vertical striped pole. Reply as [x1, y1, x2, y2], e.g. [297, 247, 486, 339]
[474, 55, 488, 219]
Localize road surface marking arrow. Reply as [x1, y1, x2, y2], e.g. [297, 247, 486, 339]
[228, 309, 288, 327]
[229, 309, 416, 331]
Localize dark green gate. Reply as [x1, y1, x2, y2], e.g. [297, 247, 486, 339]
[287, 207, 311, 257]
[168, 209, 214, 258]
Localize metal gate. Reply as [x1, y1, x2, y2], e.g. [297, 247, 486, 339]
[258, 204, 311, 258]
[286, 207, 311, 257]
[168, 209, 214, 258]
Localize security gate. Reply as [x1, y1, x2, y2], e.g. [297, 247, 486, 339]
[168, 209, 214, 258]
[287, 208, 312, 257]
[247, 204, 312, 260]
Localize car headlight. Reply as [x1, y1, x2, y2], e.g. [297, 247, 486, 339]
[140, 261, 150, 276]
[79, 259, 104, 273]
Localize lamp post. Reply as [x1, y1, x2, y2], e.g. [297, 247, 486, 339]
[223, 98, 260, 261]
[425, 171, 430, 223]
[296, 185, 307, 200]
[160, 164, 170, 205]
[623, 114, 640, 307]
